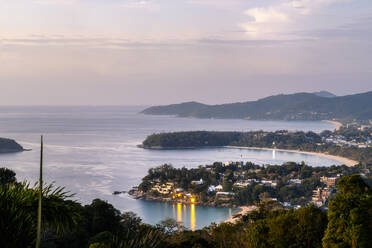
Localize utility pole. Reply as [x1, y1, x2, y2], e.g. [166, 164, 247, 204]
[36, 136, 43, 248]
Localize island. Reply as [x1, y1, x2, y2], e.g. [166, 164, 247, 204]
[141, 91, 372, 121]
[0, 137, 24, 153]
[141, 125, 372, 166]
[129, 161, 372, 208]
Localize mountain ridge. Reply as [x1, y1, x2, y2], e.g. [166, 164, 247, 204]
[141, 91, 372, 121]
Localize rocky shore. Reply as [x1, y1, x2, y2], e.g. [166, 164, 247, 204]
[128, 188, 238, 208]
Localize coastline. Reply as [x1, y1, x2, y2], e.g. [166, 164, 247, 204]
[225, 146, 358, 167]
[323, 120, 342, 131]
[225, 205, 258, 224]
[129, 191, 237, 208]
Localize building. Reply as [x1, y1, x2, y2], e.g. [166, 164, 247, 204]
[288, 179, 302, 185]
[151, 182, 175, 195]
[261, 180, 278, 187]
[234, 180, 251, 188]
[208, 185, 216, 192]
[215, 185, 223, 191]
[320, 176, 338, 187]
[312, 187, 332, 207]
[191, 178, 204, 185]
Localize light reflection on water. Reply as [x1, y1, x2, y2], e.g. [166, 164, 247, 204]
[133, 200, 238, 230]
[175, 203, 203, 231]
[177, 203, 182, 226]
[191, 204, 196, 231]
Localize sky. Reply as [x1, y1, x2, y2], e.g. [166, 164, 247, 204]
[1, 0, 372, 105]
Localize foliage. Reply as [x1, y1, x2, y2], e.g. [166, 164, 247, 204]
[0, 182, 80, 248]
[0, 167, 16, 185]
[1, 170, 371, 248]
[112, 229, 164, 248]
[322, 175, 372, 248]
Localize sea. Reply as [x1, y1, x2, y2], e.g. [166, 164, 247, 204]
[0, 106, 339, 230]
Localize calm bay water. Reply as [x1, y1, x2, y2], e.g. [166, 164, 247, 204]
[0, 106, 339, 229]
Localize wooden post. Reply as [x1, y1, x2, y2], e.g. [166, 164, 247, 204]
[36, 135, 43, 248]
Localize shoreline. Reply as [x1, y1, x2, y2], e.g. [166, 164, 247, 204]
[225, 146, 358, 167]
[225, 205, 258, 224]
[129, 191, 237, 208]
[323, 120, 343, 131]
[140, 144, 358, 167]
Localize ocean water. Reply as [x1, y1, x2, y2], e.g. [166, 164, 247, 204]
[0, 106, 338, 229]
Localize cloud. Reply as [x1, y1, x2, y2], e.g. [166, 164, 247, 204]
[244, 8, 289, 24]
[0, 36, 193, 50]
[33, 0, 157, 9]
[33, 0, 77, 4]
[240, 0, 352, 40]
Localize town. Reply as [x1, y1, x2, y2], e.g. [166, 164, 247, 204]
[129, 161, 371, 209]
[322, 122, 372, 148]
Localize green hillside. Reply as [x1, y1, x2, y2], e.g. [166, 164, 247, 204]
[141, 91, 372, 121]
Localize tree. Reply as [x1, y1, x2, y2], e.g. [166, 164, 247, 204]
[0, 167, 16, 185]
[156, 218, 179, 235]
[322, 175, 372, 248]
[0, 182, 80, 248]
[294, 205, 327, 248]
[83, 199, 122, 236]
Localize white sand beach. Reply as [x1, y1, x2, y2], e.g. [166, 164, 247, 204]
[225, 206, 258, 224]
[323, 120, 343, 131]
[225, 146, 358, 167]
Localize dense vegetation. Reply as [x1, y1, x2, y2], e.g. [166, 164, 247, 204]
[0, 137, 24, 153]
[142, 130, 372, 165]
[138, 162, 372, 206]
[1, 168, 371, 247]
[142, 91, 372, 120]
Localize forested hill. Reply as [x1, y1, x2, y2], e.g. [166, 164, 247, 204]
[141, 91, 372, 120]
[0, 138, 24, 153]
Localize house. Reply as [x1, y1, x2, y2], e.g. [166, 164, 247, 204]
[261, 180, 278, 187]
[151, 182, 174, 195]
[191, 178, 204, 185]
[320, 176, 338, 187]
[312, 187, 332, 207]
[288, 179, 302, 185]
[166, 182, 174, 190]
[208, 185, 216, 192]
[216, 192, 235, 196]
[234, 180, 251, 188]
[215, 185, 223, 191]
[175, 188, 184, 193]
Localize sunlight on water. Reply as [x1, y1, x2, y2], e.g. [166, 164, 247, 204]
[177, 203, 182, 227]
[191, 204, 196, 231]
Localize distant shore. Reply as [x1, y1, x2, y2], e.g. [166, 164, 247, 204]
[323, 120, 343, 131]
[225, 146, 358, 167]
[140, 143, 358, 167]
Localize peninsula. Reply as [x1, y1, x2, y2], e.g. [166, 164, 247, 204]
[130, 162, 372, 208]
[0, 137, 24, 153]
[141, 126, 372, 166]
[141, 91, 372, 121]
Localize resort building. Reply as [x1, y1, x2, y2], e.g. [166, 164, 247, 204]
[215, 185, 223, 191]
[312, 187, 332, 207]
[191, 178, 204, 185]
[320, 176, 338, 187]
